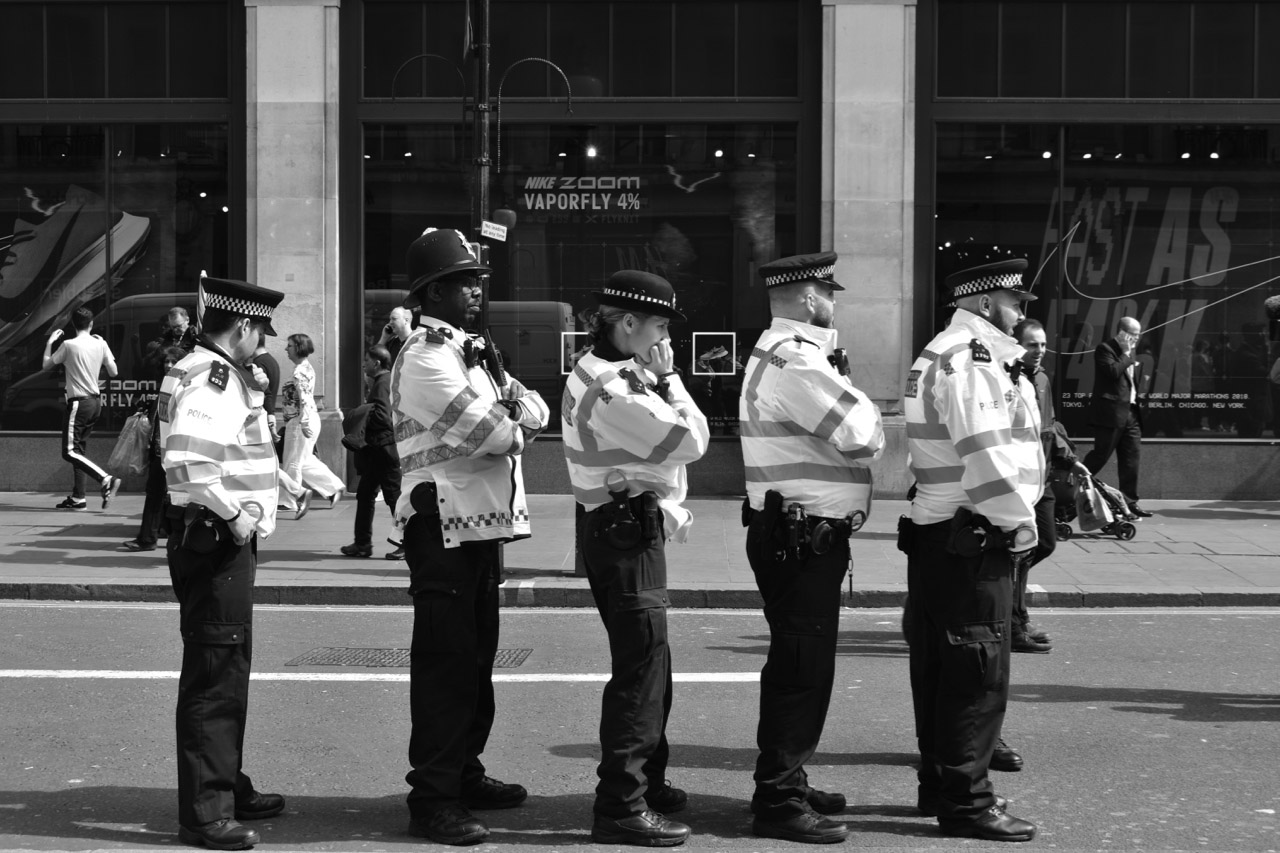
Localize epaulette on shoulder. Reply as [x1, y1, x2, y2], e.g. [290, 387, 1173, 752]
[968, 338, 992, 364]
[420, 326, 448, 345]
[792, 334, 819, 348]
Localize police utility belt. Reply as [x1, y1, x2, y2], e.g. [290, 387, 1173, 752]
[895, 507, 1031, 567]
[589, 488, 663, 550]
[166, 503, 242, 554]
[742, 489, 861, 562]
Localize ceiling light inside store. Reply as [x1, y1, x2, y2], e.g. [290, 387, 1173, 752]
[714, 149, 724, 158]
[404, 152, 412, 157]
[1181, 152, 1191, 159]
[1083, 153, 1092, 159]
[984, 155, 992, 159]
[1210, 152, 1220, 159]
[1042, 151, 1051, 159]
[558, 151, 566, 157]
[221, 206, 229, 213]
[586, 145, 598, 158]
[1115, 153, 1122, 159]
[199, 192, 207, 198]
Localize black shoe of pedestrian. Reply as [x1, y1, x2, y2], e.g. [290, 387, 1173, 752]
[918, 792, 1006, 817]
[939, 804, 1036, 842]
[340, 542, 373, 558]
[807, 789, 846, 815]
[56, 497, 87, 510]
[462, 776, 527, 809]
[1012, 635, 1053, 654]
[120, 540, 156, 552]
[592, 810, 691, 847]
[991, 738, 1024, 772]
[235, 791, 285, 821]
[1127, 503, 1153, 518]
[752, 805, 849, 844]
[407, 806, 489, 846]
[102, 475, 122, 509]
[177, 818, 261, 849]
[385, 539, 406, 560]
[645, 780, 688, 814]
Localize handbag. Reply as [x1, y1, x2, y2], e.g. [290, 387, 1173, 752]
[1074, 475, 1113, 531]
[108, 411, 151, 476]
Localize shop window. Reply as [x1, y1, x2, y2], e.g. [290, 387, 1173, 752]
[0, 5, 45, 99]
[108, 4, 167, 98]
[1192, 2, 1254, 99]
[169, 3, 230, 98]
[674, 2, 735, 97]
[612, 3, 672, 96]
[550, 2, 609, 98]
[362, 121, 799, 435]
[48, 4, 106, 99]
[492, 1, 550, 97]
[738, 1, 798, 97]
[936, 1, 997, 98]
[936, 121, 1280, 441]
[1129, 3, 1190, 98]
[1260, 5, 1280, 98]
[1000, 2, 1062, 97]
[1064, 2, 1124, 98]
[0, 124, 230, 432]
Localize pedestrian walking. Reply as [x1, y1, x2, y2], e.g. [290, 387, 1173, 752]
[277, 333, 342, 515]
[159, 276, 287, 849]
[739, 252, 884, 844]
[562, 270, 709, 847]
[340, 344, 403, 559]
[900, 258, 1043, 841]
[120, 345, 186, 552]
[42, 306, 122, 510]
[1083, 317, 1150, 517]
[393, 227, 550, 846]
[248, 330, 282, 449]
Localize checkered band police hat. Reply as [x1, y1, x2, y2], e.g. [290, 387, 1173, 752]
[758, 251, 844, 290]
[591, 270, 686, 322]
[941, 258, 1036, 308]
[198, 275, 284, 335]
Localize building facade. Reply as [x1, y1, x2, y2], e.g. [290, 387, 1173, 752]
[1, 0, 1276, 498]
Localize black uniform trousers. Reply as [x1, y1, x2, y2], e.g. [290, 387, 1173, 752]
[746, 534, 849, 818]
[905, 518, 1012, 820]
[352, 444, 402, 547]
[582, 508, 673, 819]
[1012, 492, 1056, 638]
[1084, 413, 1141, 504]
[404, 512, 501, 819]
[167, 525, 258, 828]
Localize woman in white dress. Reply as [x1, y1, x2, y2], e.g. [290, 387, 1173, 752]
[278, 333, 344, 515]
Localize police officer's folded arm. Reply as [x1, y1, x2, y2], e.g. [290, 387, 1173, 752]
[773, 359, 885, 460]
[936, 361, 1036, 533]
[396, 345, 528, 458]
[592, 376, 710, 466]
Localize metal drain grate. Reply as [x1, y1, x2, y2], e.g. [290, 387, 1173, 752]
[286, 647, 532, 669]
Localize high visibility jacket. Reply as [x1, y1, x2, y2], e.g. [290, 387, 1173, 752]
[159, 342, 279, 537]
[391, 317, 550, 547]
[904, 309, 1044, 532]
[562, 350, 710, 543]
[740, 318, 884, 521]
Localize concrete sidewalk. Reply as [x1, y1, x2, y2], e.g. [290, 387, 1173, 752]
[1, 491, 1278, 607]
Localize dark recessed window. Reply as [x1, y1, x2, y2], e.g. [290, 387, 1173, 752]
[550, 2, 608, 98]
[1130, 2, 1190, 97]
[109, 4, 166, 98]
[937, 1, 997, 97]
[492, 1, 549, 97]
[739, 1, 798, 97]
[1065, 2, 1125, 98]
[48, 4, 106, 98]
[675, 2, 734, 96]
[1001, 3, 1062, 97]
[1192, 2, 1253, 98]
[365, 3, 425, 98]
[170, 3, 228, 98]
[1259, 5, 1280, 97]
[0, 5, 45, 98]
[613, 3, 671, 96]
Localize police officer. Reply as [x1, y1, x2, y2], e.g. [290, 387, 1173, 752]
[562, 270, 709, 846]
[739, 252, 885, 844]
[393, 228, 550, 846]
[159, 276, 286, 849]
[900, 259, 1044, 842]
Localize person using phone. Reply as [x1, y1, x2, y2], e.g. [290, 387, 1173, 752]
[1083, 317, 1150, 518]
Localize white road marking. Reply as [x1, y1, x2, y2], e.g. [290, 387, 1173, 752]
[0, 670, 760, 683]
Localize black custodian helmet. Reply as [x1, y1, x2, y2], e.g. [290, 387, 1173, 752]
[404, 228, 491, 309]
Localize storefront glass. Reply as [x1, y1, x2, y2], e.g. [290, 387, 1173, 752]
[936, 122, 1280, 440]
[0, 123, 231, 431]
[362, 121, 799, 433]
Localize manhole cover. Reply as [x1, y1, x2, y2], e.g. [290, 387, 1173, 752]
[286, 647, 532, 668]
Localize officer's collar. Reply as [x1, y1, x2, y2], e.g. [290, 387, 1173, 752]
[194, 337, 257, 385]
[417, 314, 468, 344]
[772, 317, 836, 353]
[589, 336, 629, 364]
[950, 309, 1026, 364]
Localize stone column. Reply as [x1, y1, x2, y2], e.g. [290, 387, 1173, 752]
[245, 0, 346, 480]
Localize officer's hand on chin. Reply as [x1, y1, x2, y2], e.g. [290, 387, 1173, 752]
[637, 340, 675, 375]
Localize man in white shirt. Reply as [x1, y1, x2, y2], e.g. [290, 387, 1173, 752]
[42, 306, 121, 510]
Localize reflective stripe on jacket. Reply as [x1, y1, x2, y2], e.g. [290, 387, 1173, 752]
[904, 309, 1044, 531]
[740, 318, 884, 520]
[562, 350, 709, 542]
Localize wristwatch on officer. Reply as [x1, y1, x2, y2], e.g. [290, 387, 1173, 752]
[1008, 524, 1037, 552]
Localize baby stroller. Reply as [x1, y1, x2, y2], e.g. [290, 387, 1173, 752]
[1050, 469, 1137, 541]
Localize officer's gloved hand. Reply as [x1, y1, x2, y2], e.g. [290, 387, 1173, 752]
[1007, 524, 1037, 572]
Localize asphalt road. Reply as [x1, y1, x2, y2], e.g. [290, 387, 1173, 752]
[2, 603, 1278, 852]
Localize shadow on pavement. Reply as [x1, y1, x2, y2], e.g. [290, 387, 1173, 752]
[1012, 683, 1280, 723]
[708, 629, 908, 660]
[548, 742, 916, 773]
